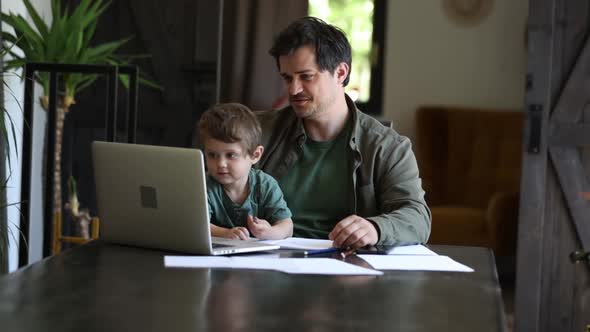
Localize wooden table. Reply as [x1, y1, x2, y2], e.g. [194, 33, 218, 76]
[0, 241, 507, 331]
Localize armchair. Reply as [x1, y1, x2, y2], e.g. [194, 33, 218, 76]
[415, 106, 523, 256]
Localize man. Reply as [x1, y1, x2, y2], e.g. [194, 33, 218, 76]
[256, 17, 431, 249]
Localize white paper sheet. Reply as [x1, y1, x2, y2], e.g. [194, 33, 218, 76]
[388, 245, 438, 256]
[238, 253, 282, 259]
[358, 255, 474, 272]
[261, 238, 438, 256]
[261, 237, 334, 250]
[164, 256, 383, 275]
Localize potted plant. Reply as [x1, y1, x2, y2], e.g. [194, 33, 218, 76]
[1, 0, 157, 246]
[0, 53, 10, 273]
[0, 81, 20, 273]
[1, 42, 21, 273]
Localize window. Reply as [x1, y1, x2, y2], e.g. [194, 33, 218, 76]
[309, 0, 385, 114]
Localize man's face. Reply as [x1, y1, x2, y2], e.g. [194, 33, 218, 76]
[278, 45, 345, 119]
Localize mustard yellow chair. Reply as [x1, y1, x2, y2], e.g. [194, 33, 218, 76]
[415, 106, 523, 256]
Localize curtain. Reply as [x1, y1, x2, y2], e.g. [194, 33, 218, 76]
[220, 0, 308, 110]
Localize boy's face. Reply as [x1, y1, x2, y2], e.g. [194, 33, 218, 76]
[203, 138, 262, 189]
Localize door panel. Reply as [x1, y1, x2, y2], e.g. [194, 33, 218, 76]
[516, 0, 590, 331]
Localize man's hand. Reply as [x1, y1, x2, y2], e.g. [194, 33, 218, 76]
[328, 215, 378, 249]
[224, 227, 250, 240]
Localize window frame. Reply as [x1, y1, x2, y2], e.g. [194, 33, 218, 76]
[307, 0, 386, 115]
[354, 0, 385, 115]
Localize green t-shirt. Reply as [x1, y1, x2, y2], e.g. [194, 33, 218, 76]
[207, 168, 292, 228]
[278, 121, 353, 239]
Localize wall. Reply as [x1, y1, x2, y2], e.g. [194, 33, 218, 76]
[2, 0, 51, 272]
[0, 0, 529, 271]
[384, 1, 529, 142]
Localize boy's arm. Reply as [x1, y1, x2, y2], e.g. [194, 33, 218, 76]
[210, 224, 228, 237]
[210, 223, 250, 240]
[247, 217, 293, 240]
[269, 218, 293, 239]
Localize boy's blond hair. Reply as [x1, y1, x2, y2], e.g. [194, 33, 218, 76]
[197, 103, 262, 155]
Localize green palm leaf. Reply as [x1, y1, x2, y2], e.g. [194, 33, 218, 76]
[4, 59, 27, 70]
[3, 14, 43, 52]
[81, 18, 97, 51]
[85, 38, 129, 61]
[0, 107, 20, 170]
[72, 75, 98, 95]
[80, 1, 110, 29]
[22, 0, 49, 38]
[50, 0, 61, 25]
[139, 77, 163, 91]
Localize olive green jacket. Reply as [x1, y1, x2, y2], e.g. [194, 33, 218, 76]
[256, 96, 431, 245]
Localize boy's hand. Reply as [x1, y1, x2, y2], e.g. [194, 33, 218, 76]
[223, 227, 250, 240]
[247, 215, 273, 239]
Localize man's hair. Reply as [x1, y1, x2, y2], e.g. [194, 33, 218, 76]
[269, 16, 352, 87]
[197, 103, 262, 155]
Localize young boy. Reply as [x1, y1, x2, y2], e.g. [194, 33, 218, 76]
[197, 103, 293, 240]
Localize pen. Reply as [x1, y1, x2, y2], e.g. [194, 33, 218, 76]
[303, 247, 340, 256]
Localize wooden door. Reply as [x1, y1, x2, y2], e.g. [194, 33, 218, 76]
[515, 0, 590, 331]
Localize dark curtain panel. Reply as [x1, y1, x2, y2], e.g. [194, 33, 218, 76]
[220, 0, 308, 110]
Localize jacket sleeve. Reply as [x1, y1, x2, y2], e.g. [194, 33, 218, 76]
[366, 137, 432, 245]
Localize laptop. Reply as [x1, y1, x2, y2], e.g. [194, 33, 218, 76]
[92, 141, 280, 255]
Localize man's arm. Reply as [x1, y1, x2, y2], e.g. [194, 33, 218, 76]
[331, 136, 431, 248]
[367, 137, 431, 245]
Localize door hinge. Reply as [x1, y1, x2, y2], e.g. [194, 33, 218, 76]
[526, 73, 533, 91]
[527, 104, 543, 153]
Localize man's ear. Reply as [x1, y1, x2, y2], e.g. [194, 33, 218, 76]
[251, 145, 264, 164]
[335, 62, 349, 85]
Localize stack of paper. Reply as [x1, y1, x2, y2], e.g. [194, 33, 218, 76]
[357, 255, 474, 272]
[164, 256, 383, 276]
[352, 243, 473, 272]
[261, 237, 334, 250]
[385, 244, 438, 256]
[166, 237, 474, 273]
[262, 238, 438, 256]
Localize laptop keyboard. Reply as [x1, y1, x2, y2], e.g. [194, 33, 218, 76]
[211, 243, 232, 249]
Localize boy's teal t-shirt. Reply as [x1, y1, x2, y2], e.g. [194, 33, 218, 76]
[207, 168, 292, 228]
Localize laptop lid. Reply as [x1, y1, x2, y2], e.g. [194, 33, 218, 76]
[92, 142, 279, 255]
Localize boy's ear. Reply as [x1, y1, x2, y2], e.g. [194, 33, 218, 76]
[251, 145, 264, 163]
